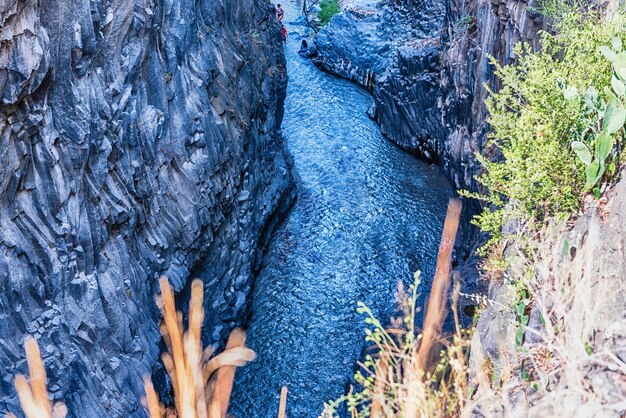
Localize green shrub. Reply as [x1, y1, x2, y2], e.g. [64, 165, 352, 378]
[318, 0, 340, 27]
[466, 10, 625, 253]
[453, 14, 477, 39]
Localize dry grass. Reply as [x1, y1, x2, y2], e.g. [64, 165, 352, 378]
[466, 190, 626, 416]
[320, 273, 472, 418]
[8, 336, 67, 418]
[320, 199, 472, 418]
[7, 276, 273, 418]
[143, 277, 256, 418]
[521, 213, 626, 416]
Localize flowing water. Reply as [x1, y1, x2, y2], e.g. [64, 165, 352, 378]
[231, 2, 453, 416]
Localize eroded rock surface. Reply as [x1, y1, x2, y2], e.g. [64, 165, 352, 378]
[0, 0, 293, 416]
[311, 0, 542, 192]
[308, 0, 547, 263]
[439, 0, 543, 191]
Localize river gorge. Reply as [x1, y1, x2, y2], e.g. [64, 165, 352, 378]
[3, 0, 624, 416]
[230, 3, 452, 416]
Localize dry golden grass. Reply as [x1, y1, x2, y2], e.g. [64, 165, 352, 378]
[7, 276, 283, 418]
[320, 274, 472, 418]
[517, 214, 626, 417]
[8, 336, 67, 418]
[465, 189, 626, 417]
[143, 277, 256, 418]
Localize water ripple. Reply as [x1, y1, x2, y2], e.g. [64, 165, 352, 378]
[231, 2, 453, 416]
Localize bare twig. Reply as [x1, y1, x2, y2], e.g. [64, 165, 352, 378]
[417, 198, 463, 369]
[278, 386, 288, 418]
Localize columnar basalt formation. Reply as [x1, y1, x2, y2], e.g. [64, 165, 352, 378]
[438, 0, 543, 191]
[312, 0, 543, 192]
[310, 0, 545, 259]
[0, 0, 293, 416]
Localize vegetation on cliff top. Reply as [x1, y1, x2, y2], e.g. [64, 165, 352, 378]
[462, 5, 626, 417]
[318, 0, 341, 27]
[464, 9, 625, 255]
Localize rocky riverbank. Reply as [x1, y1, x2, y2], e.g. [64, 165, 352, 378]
[310, 0, 543, 193]
[0, 0, 293, 416]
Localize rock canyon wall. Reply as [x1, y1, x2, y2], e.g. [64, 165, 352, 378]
[0, 0, 293, 416]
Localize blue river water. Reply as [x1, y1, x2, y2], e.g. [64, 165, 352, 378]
[231, 2, 453, 416]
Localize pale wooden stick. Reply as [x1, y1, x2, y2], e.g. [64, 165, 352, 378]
[159, 277, 188, 415]
[189, 280, 208, 418]
[207, 328, 246, 418]
[278, 386, 288, 418]
[417, 198, 462, 369]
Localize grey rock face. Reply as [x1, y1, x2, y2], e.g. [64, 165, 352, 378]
[311, 0, 542, 192]
[314, 1, 445, 90]
[375, 38, 444, 162]
[310, 0, 544, 256]
[439, 0, 543, 191]
[313, 7, 394, 89]
[0, 0, 293, 416]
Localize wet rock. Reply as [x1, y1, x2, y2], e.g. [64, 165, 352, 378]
[313, 8, 394, 89]
[375, 38, 444, 162]
[299, 40, 318, 58]
[0, 0, 294, 416]
[310, 0, 541, 192]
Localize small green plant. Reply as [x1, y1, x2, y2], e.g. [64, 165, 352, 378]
[567, 37, 626, 189]
[453, 14, 476, 38]
[514, 288, 531, 347]
[318, 0, 340, 27]
[320, 272, 472, 417]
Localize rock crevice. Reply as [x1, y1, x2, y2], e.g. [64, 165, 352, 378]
[311, 0, 543, 192]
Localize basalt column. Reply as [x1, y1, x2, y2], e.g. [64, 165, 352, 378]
[0, 0, 293, 416]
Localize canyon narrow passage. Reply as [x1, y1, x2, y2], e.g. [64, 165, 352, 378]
[231, 2, 453, 416]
